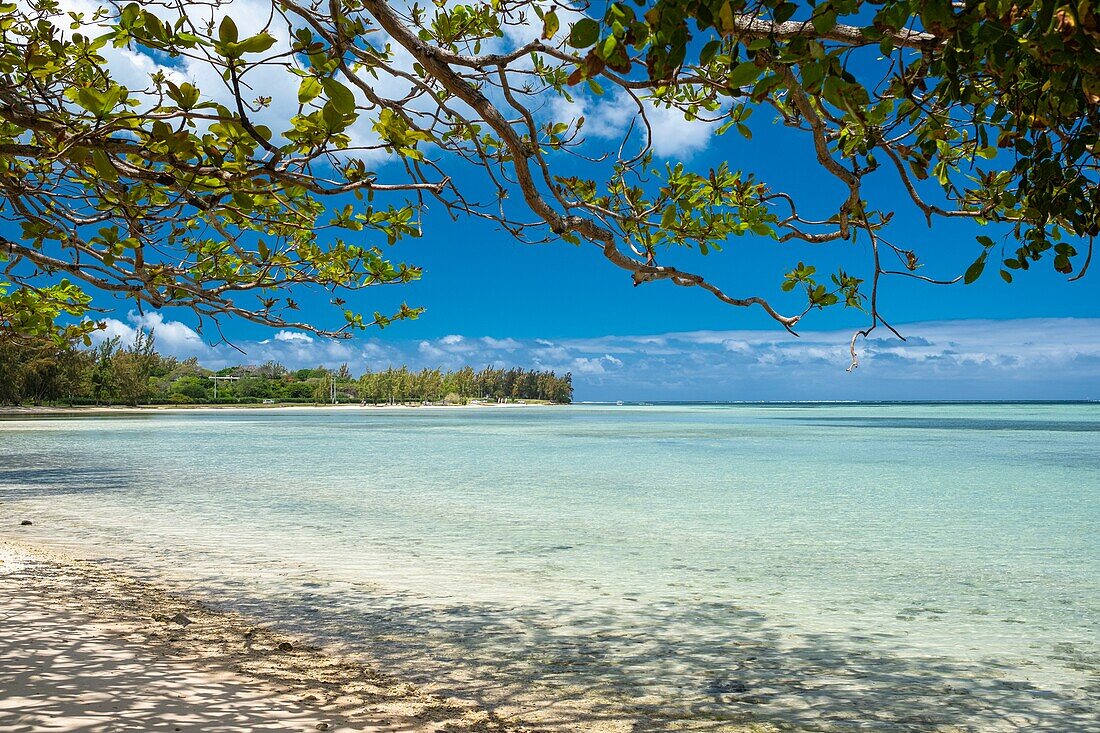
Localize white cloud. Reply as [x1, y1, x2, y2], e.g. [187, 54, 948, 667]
[274, 331, 314, 343]
[418, 340, 448, 360]
[549, 90, 719, 159]
[550, 92, 634, 141]
[644, 101, 721, 158]
[723, 339, 752, 353]
[531, 344, 572, 362]
[567, 354, 624, 375]
[482, 336, 522, 350]
[97, 311, 208, 357]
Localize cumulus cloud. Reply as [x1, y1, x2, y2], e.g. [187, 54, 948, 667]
[482, 336, 522, 350]
[644, 101, 721, 158]
[273, 331, 314, 343]
[569, 354, 625, 375]
[98, 312, 209, 358]
[549, 90, 719, 159]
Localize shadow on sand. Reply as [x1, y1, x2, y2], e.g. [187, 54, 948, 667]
[199, 569, 1099, 732]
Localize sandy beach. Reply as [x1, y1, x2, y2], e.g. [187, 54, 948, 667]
[0, 541, 518, 733]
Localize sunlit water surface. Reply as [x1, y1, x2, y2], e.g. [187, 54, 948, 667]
[2, 404, 1098, 731]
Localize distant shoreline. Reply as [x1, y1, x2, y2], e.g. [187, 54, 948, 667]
[0, 401, 556, 416]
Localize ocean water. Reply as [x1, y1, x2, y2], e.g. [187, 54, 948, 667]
[1, 404, 1098, 731]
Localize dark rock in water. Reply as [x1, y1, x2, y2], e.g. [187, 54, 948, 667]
[20, 520, 32, 526]
[169, 613, 192, 626]
[278, 641, 294, 652]
[706, 678, 750, 695]
[315, 723, 329, 731]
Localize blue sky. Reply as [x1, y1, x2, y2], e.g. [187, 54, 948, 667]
[92, 112, 1099, 401]
[83, 93, 1100, 399]
[18, 1, 1100, 399]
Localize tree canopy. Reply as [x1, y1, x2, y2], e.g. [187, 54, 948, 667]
[1, 0, 1095, 363]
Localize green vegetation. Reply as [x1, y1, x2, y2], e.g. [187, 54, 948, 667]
[0, 332, 572, 406]
[0, 0, 1095, 356]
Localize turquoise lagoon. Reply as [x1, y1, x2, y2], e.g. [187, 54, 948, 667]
[1, 404, 1098, 731]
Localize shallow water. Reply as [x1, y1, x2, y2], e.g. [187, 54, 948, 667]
[2, 404, 1098, 731]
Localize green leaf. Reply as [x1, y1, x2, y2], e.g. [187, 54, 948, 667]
[964, 256, 986, 284]
[542, 10, 559, 39]
[218, 16, 238, 45]
[774, 3, 797, 23]
[569, 18, 599, 48]
[811, 9, 837, 34]
[120, 3, 139, 25]
[298, 76, 323, 104]
[77, 87, 109, 116]
[717, 1, 736, 33]
[660, 205, 677, 229]
[90, 149, 119, 183]
[727, 61, 759, 89]
[233, 32, 276, 55]
[321, 78, 355, 114]
[167, 81, 200, 110]
[699, 40, 720, 66]
[322, 101, 345, 130]
[600, 35, 617, 58]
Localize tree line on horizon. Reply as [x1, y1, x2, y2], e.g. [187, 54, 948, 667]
[0, 331, 572, 406]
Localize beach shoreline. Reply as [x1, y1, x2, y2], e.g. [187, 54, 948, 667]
[0, 539, 519, 733]
[0, 402, 555, 417]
